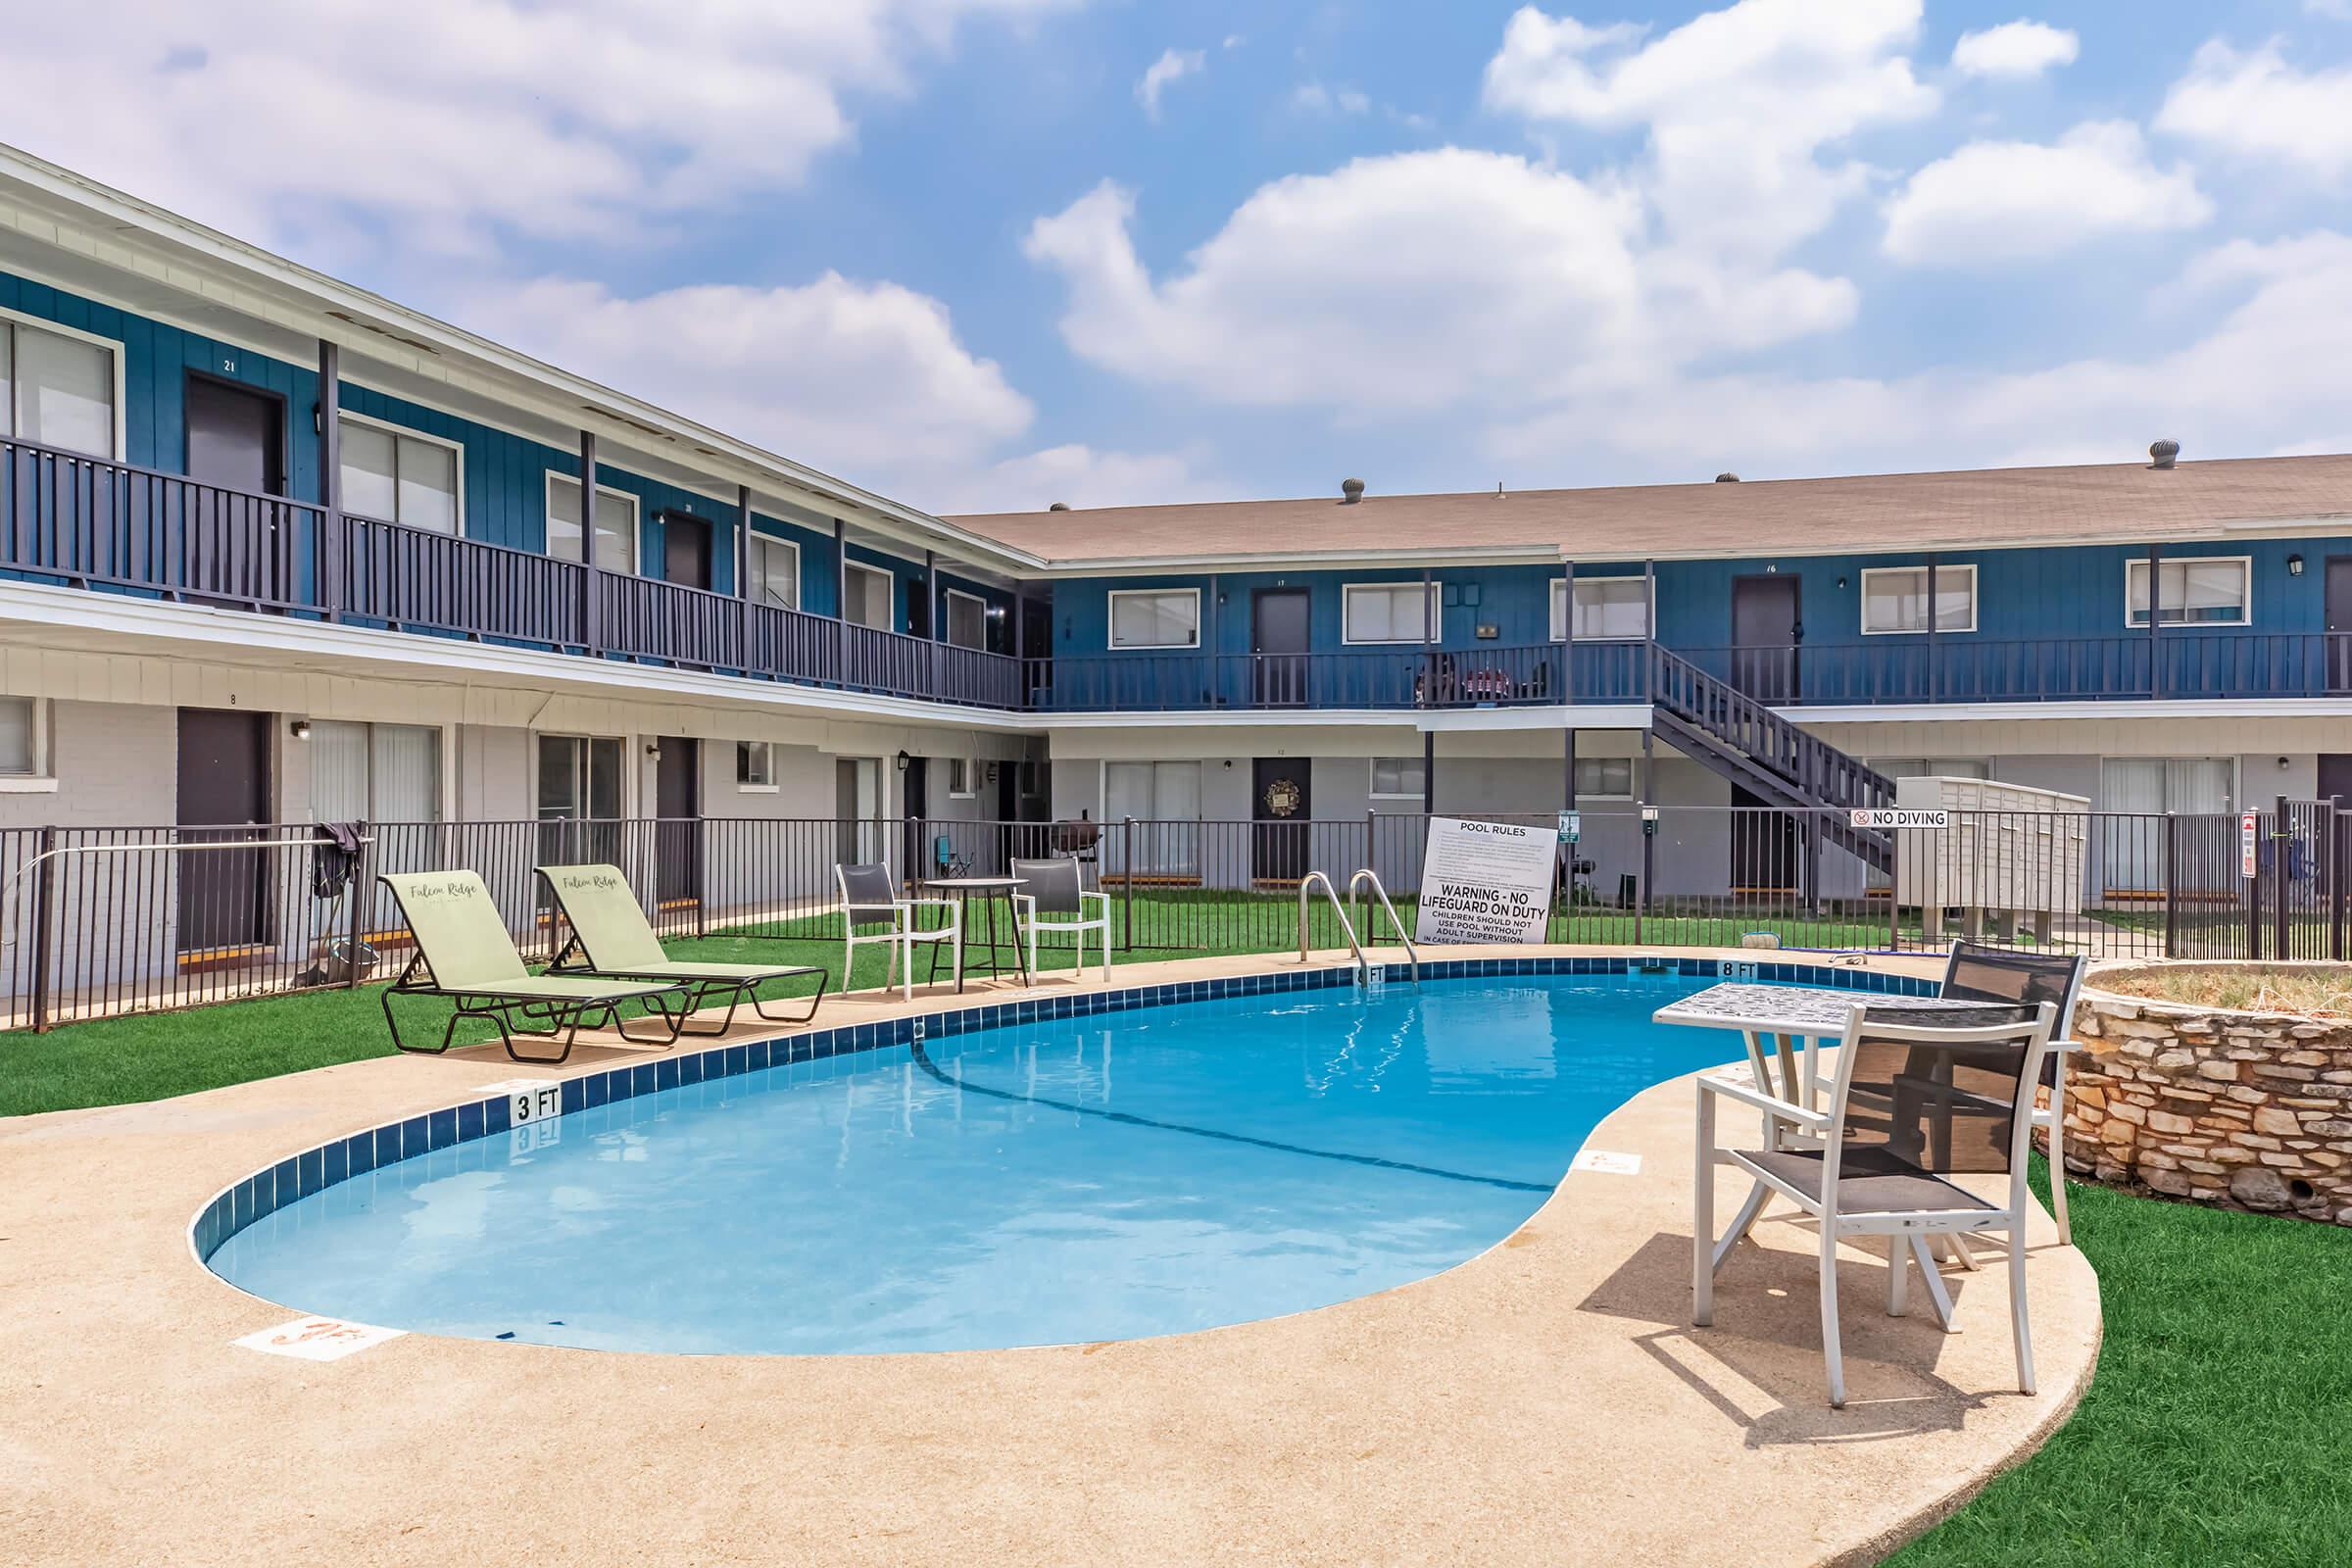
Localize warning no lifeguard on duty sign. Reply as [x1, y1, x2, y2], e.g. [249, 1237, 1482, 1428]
[1848, 808, 1950, 829]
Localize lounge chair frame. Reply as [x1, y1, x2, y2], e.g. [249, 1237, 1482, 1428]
[379, 949, 684, 1064]
[544, 930, 827, 1035]
[375, 868, 688, 1065]
[535, 863, 831, 1036]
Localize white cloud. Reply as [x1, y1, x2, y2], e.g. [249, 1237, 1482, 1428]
[1293, 81, 1372, 116]
[1023, 151, 1855, 418]
[1488, 231, 2352, 475]
[944, 443, 1227, 512]
[1949, 20, 2079, 78]
[462, 274, 1034, 487]
[2157, 39, 2352, 180]
[1136, 47, 1205, 121]
[1883, 122, 2210, 265]
[0, 0, 1079, 258]
[1482, 0, 1937, 259]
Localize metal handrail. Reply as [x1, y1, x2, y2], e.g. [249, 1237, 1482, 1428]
[0, 832, 374, 952]
[1297, 870, 1372, 983]
[1348, 868, 1419, 984]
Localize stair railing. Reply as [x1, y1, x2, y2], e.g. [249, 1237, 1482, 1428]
[1646, 643, 1894, 809]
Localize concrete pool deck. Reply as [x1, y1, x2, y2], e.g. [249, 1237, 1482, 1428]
[0, 947, 2099, 1567]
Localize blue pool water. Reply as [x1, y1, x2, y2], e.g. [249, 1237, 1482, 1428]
[210, 974, 1746, 1354]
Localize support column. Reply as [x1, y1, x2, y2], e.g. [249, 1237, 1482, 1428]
[1421, 565, 1437, 710]
[735, 484, 757, 673]
[1205, 574, 1220, 708]
[925, 548, 943, 699]
[1642, 558, 1657, 701]
[833, 517, 851, 685]
[1639, 724, 1656, 941]
[1422, 727, 1436, 817]
[1924, 553, 1937, 703]
[318, 340, 343, 621]
[1559, 557, 1575, 702]
[578, 430, 601, 655]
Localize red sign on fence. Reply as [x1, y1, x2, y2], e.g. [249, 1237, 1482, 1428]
[2241, 811, 2261, 879]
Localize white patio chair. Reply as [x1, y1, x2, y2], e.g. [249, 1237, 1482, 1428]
[1009, 856, 1110, 982]
[835, 861, 959, 999]
[1695, 999, 2059, 1408]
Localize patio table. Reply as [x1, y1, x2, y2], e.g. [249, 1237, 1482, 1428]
[1651, 982, 2046, 1111]
[916, 875, 1031, 990]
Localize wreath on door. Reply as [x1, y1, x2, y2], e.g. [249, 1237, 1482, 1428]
[1263, 777, 1303, 818]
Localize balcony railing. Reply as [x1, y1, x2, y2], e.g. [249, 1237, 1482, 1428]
[5, 437, 2351, 716]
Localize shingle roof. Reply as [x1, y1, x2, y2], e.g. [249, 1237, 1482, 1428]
[947, 453, 2352, 566]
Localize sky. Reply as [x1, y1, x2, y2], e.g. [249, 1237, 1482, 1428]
[1, 1, 2348, 515]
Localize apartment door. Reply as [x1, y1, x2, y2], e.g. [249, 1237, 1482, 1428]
[2321, 756, 2352, 806]
[1251, 758, 1311, 884]
[175, 707, 271, 953]
[1731, 574, 1801, 703]
[184, 374, 283, 495]
[1251, 588, 1310, 706]
[654, 738, 701, 906]
[2328, 557, 2352, 692]
[663, 513, 713, 590]
[1729, 785, 1801, 897]
[901, 755, 930, 879]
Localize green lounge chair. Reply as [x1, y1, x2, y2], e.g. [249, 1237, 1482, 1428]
[537, 862, 829, 1035]
[377, 869, 686, 1064]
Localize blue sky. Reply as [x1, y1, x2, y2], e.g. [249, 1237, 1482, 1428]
[3, 1, 2348, 513]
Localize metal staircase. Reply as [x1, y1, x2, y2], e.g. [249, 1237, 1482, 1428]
[1644, 644, 1896, 871]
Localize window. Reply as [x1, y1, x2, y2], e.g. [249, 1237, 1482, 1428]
[340, 416, 461, 533]
[843, 562, 894, 630]
[309, 721, 442, 822]
[545, 474, 639, 573]
[1108, 588, 1200, 649]
[1871, 758, 1989, 781]
[1369, 756, 1427, 799]
[947, 758, 977, 798]
[2127, 557, 2250, 627]
[1104, 760, 1202, 877]
[2101, 758, 2236, 816]
[1549, 577, 1651, 640]
[0, 695, 48, 785]
[537, 734, 625, 863]
[1861, 564, 1976, 634]
[0, 313, 120, 459]
[945, 589, 989, 651]
[1573, 757, 1636, 798]
[736, 740, 776, 791]
[1343, 582, 1440, 644]
[746, 534, 800, 610]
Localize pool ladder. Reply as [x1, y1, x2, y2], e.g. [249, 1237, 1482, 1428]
[1297, 869, 1420, 986]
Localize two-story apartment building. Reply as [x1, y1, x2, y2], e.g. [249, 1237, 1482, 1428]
[1, 141, 2347, 930]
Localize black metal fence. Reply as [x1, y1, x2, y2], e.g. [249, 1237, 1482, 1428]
[3, 802, 2344, 1031]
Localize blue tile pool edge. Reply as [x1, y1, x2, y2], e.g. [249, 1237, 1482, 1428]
[187, 956, 1936, 1269]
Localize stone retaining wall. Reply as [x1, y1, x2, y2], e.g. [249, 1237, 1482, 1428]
[2062, 967, 2352, 1225]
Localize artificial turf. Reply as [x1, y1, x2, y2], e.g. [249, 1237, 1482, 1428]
[1886, 1158, 2352, 1568]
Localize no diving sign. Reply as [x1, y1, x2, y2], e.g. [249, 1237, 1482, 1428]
[1850, 808, 1949, 829]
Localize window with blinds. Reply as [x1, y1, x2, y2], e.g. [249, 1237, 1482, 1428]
[0, 315, 117, 460]
[307, 722, 441, 823]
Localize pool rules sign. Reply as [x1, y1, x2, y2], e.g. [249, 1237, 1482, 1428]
[1417, 816, 1557, 945]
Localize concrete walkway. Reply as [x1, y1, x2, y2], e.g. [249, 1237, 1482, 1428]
[0, 948, 2098, 1567]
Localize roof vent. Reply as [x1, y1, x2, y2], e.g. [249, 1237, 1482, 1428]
[2149, 438, 2180, 470]
[1047, 501, 1070, 512]
[1341, 476, 1365, 504]
[1715, 471, 1740, 483]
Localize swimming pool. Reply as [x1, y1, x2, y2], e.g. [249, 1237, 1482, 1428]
[203, 964, 1918, 1355]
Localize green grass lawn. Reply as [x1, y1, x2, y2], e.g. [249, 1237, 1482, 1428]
[0, 925, 1216, 1118]
[1888, 1158, 2352, 1567]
